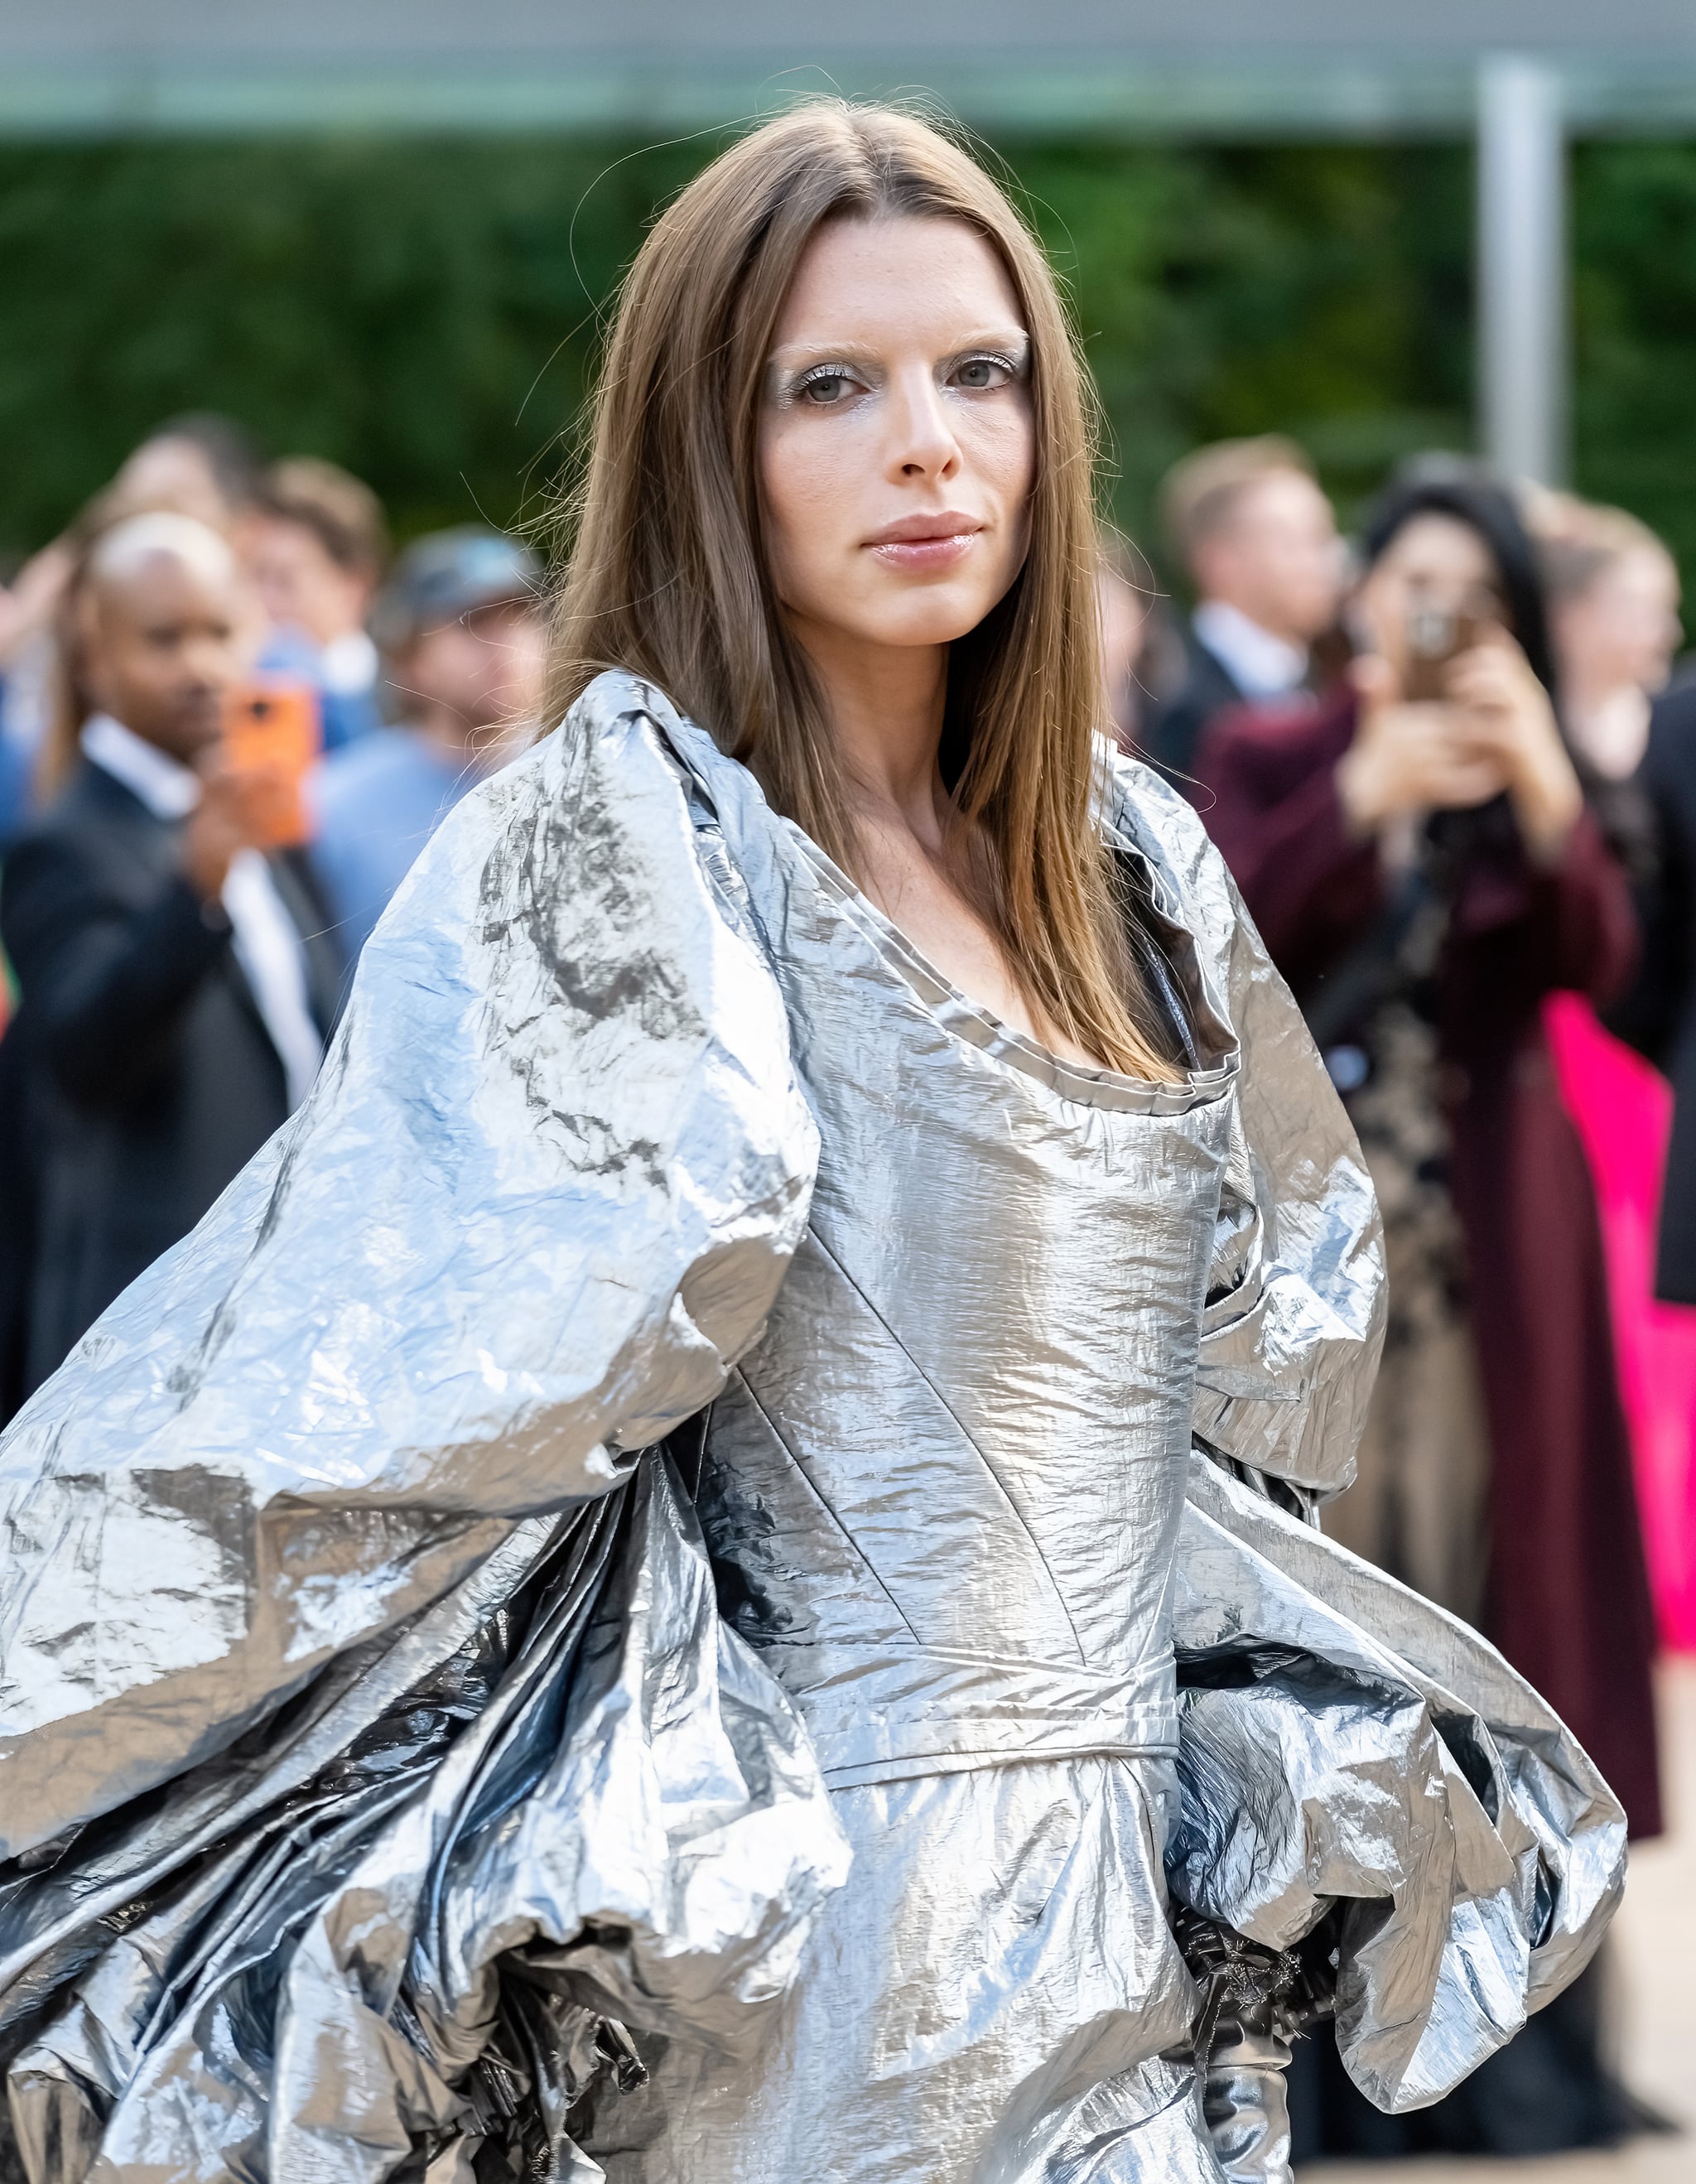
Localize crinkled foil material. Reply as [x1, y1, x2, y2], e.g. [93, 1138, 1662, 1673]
[0, 673, 1624, 2182]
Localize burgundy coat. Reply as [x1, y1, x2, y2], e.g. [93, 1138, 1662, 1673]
[1195, 687, 1663, 1837]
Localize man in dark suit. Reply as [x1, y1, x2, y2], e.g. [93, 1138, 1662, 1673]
[1140, 435, 1344, 786]
[0, 512, 343, 1402]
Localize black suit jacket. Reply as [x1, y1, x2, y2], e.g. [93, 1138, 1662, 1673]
[1610, 682, 1696, 1303]
[1140, 626, 1248, 788]
[0, 760, 344, 1401]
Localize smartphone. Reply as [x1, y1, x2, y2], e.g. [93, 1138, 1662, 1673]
[222, 682, 321, 848]
[1402, 601, 1481, 704]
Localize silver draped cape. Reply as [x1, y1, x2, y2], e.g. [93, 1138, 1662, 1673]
[0, 673, 1624, 2182]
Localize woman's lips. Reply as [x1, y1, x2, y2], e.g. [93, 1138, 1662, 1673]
[867, 524, 982, 574]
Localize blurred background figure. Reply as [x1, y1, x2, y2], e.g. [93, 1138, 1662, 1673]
[1626, 647, 1696, 1328]
[1195, 466, 1660, 2157]
[1140, 434, 1346, 782]
[308, 526, 544, 963]
[0, 413, 264, 845]
[0, 513, 342, 1415]
[246, 456, 390, 754]
[1535, 499, 1696, 1659]
[1544, 497, 1684, 781]
[105, 411, 263, 537]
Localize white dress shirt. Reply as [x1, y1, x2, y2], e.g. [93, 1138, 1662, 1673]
[320, 629, 379, 698]
[1192, 600, 1309, 701]
[80, 714, 325, 1111]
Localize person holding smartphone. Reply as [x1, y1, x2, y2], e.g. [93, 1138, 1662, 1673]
[1195, 466, 1659, 2158]
[0, 511, 344, 1405]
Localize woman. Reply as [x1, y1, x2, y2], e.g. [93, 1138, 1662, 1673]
[1540, 502, 1696, 1656]
[0, 114, 1621, 2184]
[1196, 469, 1659, 2154]
[1544, 499, 1682, 784]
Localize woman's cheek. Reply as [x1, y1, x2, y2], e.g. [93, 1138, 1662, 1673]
[764, 470, 850, 616]
[971, 412, 1036, 526]
[769, 433, 853, 558]
[976, 422, 1036, 580]
[759, 431, 822, 604]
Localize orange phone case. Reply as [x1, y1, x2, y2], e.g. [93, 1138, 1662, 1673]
[222, 682, 321, 848]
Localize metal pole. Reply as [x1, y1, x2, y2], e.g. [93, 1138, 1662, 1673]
[1477, 54, 1568, 486]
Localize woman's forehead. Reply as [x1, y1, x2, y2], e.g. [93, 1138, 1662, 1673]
[1380, 510, 1498, 581]
[771, 215, 1024, 350]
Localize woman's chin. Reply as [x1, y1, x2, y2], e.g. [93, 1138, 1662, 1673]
[786, 581, 1009, 659]
[855, 590, 1006, 652]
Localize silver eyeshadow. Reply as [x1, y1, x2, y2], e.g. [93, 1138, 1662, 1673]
[765, 335, 1031, 409]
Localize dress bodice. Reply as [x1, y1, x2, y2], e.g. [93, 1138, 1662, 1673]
[694, 803, 1239, 1784]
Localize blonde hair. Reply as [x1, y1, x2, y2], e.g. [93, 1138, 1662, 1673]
[1535, 494, 1675, 605]
[1159, 435, 1315, 566]
[548, 100, 1173, 1078]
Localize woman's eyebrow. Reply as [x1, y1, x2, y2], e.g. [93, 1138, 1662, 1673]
[765, 338, 885, 369]
[948, 326, 1031, 354]
[766, 325, 1031, 368]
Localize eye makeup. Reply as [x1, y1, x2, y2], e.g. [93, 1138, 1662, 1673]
[766, 334, 1031, 412]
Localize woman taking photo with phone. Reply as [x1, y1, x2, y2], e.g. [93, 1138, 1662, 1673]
[0, 113, 1624, 2184]
[1197, 470, 1660, 2157]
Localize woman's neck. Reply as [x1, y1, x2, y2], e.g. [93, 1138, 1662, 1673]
[794, 620, 951, 841]
[782, 618, 1109, 1072]
[1564, 679, 1651, 782]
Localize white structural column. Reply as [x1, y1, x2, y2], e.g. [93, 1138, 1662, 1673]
[1477, 54, 1568, 486]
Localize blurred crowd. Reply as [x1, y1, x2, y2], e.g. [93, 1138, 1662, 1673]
[0, 414, 547, 1418]
[1, 411, 1694, 2168]
[1105, 436, 1696, 2162]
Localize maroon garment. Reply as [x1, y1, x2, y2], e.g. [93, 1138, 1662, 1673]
[1197, 687, 1663, 1837]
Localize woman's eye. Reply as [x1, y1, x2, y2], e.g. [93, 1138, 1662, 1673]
[952, 355, 1012, 391]
[797, 369, 857, 406]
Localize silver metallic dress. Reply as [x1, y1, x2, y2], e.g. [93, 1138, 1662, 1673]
[0, 673, 1625, 2183]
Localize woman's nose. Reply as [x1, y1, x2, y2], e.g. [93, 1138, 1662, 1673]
[884, 370, 959, 481]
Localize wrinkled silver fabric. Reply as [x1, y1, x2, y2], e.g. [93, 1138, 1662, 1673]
[0, 670, 1624, 2182]
[1202, 2042, 1294, 2184]
[1172, 1455, 1626, 2110]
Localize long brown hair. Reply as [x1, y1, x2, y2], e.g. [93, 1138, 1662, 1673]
[550, 101, 1170, 1078]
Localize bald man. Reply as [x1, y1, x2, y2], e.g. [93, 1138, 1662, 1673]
[0, 513, 344, 1402]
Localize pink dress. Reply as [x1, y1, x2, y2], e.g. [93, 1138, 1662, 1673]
[1545, 991, 1696, 1651]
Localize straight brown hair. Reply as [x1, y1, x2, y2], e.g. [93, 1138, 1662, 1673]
[549, 100, 1171, 1078]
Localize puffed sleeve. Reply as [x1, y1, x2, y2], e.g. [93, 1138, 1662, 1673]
[1190, 897, 1385, 1500]
[0, 673, 820, 1861]
[1107, 754, 1625, 2124]
[1105, 751, 1385, 1500]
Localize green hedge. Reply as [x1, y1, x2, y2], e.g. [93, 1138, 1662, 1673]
[0, 133, 1690, 588]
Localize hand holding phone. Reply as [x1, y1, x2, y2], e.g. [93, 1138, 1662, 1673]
[180, 759, 277, 904]
[221, 682, 321, 848]
[1400, 601, 1482, 704]
[1337, 652, 1512, 836]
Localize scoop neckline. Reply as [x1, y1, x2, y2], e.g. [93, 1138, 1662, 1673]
[789, 832, 1237, 1118]
[631, 681, 1239, 1117]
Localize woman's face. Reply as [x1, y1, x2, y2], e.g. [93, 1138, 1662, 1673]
[758, 215, 1036, 663]
[1353, 512, 1504, 679]
[1555, 546, 1683, 699]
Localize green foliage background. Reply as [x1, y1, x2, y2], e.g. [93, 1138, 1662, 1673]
[0, 131, 1692, 588]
